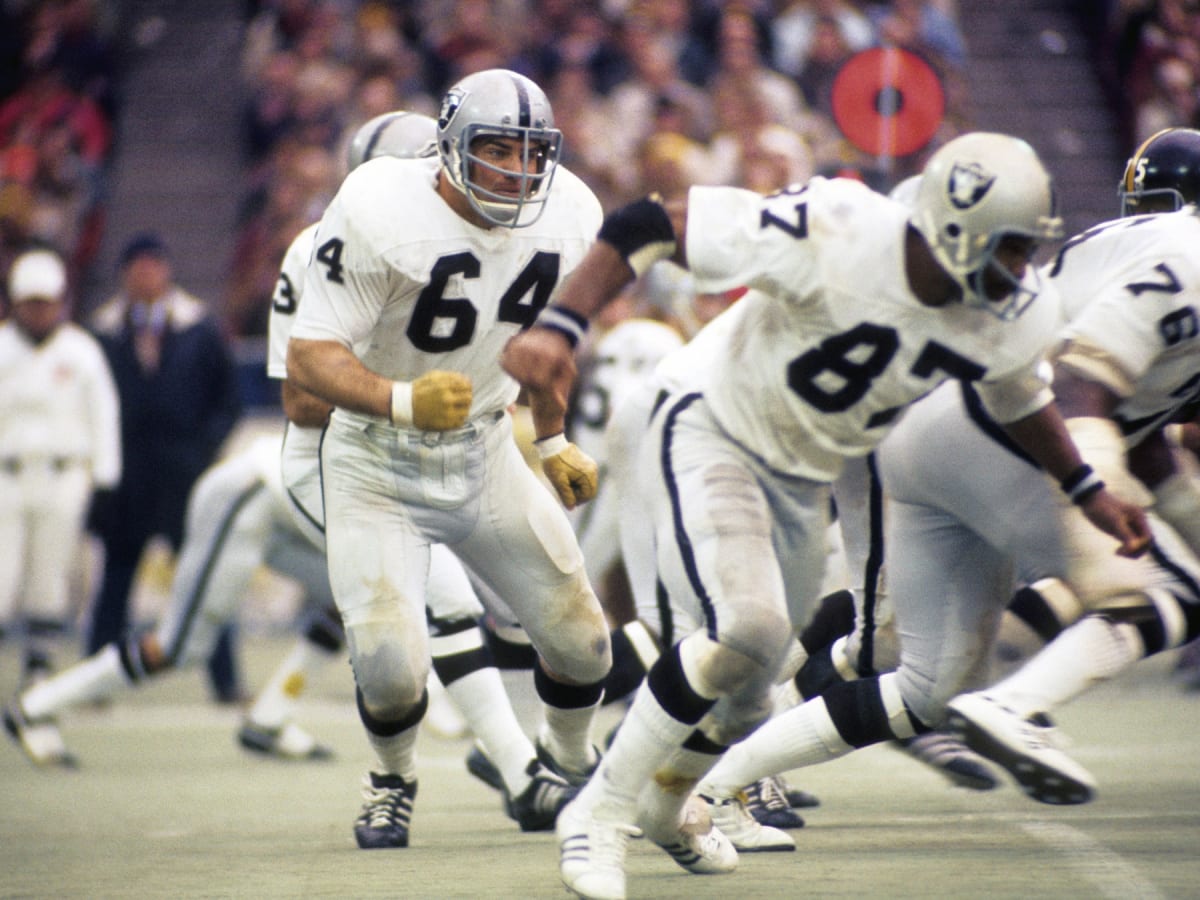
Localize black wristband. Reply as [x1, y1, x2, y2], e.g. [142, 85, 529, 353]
[1072, 480, 1106, 505]
[596, 195, 676, 274]
[1061, 464, 1105, 504]
[535, 304, 588, 349]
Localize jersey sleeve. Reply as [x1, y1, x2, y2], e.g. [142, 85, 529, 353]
[685, 184, 819, 297]
[289, 178, 398, 349]
[267, 225, 315, 379]
[1056, 279, 1181, 399]
[1052, 222, 1200, 398]
[975, 361, 1054, 424]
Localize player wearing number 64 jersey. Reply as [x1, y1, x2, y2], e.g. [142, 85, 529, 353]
[287, 70, 613, 854]
[501, 131, 1152, 900]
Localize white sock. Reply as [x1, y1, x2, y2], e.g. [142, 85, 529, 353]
[637, 744, 716, 838]
[366, 726, 420, 782]
[539, 700, 600, 777]
[575, 683, 694, 819]
[22, 644, 131, 720]
[499, 669, 543, 739]
[986, 615, 1145, 717]
[246, 639, 334, 729]
[702, 697, 852, 799]
[445, 667, 535, 794]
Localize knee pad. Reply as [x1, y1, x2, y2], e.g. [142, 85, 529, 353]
[345, 621, 429, 719]
[704, 686, 775, 747]
[357, 686, 428, 737]
[712, 601, 793, 676]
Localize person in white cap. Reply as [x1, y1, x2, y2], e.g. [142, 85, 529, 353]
[0, 246, 121, 706]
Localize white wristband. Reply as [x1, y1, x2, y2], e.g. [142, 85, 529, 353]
[535, 433, 569, 459]
[390, 381, 413, 426]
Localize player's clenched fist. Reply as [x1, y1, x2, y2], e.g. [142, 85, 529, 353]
[391, 370, 472, 430]
[414, 370, 472, 429]
[536, 434, 598, 510]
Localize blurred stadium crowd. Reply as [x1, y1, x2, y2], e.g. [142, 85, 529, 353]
[1, 1, 1197, 335]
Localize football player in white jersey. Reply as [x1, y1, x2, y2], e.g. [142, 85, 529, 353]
[940, 128, 1200, 796]
[286, 70, 615, 853]
[263, 109, 583, 833]
[502, 131, 1151, 899]
[997, 128, 1200, 664]
[0, 248, 120, 693]
[698, 129, 1200, 823]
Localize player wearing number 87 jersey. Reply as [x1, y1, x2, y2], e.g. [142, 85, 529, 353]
[501, 131, 1153, 900]
[286, 70, 613, 853]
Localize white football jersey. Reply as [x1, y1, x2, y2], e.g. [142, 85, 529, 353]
[268, 222, 323, 470]
[653, 293, 755, 394]
[290, 155, 603, 428]
[0, 321, 121, 487]
[570, 317, 684, 462]
[683, 177, 1059, 481]
[268, 223, 316, 381]
[1046, 208, 1200, 447]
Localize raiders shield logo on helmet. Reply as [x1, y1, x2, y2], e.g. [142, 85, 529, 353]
[438, 88, 465, 132]
[948, 162, 996, 209]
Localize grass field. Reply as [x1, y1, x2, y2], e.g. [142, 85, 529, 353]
[2, 634, 1198, 899]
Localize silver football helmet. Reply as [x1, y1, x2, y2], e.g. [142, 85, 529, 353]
[912, 132, 1063, 320]
[436, 68, 562, 228]
[347, 110, 438, 172]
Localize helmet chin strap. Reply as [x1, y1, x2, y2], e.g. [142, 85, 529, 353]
[467, 184, 524, 225]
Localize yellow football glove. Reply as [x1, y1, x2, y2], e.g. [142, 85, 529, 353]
[536, 434, 598, 509]
[391, 371, 472, 430]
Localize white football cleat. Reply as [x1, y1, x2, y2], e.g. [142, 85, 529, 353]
[557, 797, 640, 900]
[701, 791, 795, 852]
[4, 702, 77, 768]
[946, 692, 1096, 805]
[640, 793, 737, 875]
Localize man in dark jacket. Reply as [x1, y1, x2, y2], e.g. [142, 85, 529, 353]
[87, 232, 243, 700]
